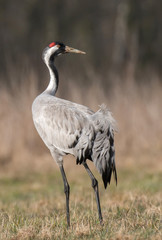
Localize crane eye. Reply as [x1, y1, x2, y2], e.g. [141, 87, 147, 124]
[49, 42, 56, 48]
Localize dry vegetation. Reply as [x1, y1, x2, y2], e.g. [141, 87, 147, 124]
[0, 168, 161, 239]
[0, 70, 162, 174]
[0, 70, 162, 239]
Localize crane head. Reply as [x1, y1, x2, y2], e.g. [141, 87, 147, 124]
[42, 41, 86, 64]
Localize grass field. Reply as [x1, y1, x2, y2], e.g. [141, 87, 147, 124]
[0, 161, 161, 240]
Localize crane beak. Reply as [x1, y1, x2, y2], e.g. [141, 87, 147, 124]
[65, 46, 86, 54]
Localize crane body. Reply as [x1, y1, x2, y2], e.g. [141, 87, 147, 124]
[32, 42, 117, 227]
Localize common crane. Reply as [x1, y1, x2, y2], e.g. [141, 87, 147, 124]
[32, 41, 117, 227]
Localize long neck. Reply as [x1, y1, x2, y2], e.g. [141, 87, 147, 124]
[44, 60, 59, 96]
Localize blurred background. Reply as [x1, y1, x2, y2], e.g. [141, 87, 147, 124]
[0, 0, 162, 175]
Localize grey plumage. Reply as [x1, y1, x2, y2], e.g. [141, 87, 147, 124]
[90, 104, 117, 188]
[32, 42, 117, 226]
[32, 95, 117, 188]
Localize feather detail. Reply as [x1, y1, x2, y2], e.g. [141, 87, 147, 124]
[90, 104, 117, 188]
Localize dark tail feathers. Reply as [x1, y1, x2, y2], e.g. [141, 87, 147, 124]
[92, 126, 117, 189]
[102, 128, 117, 188]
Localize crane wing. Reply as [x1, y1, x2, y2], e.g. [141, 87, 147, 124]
[33, 102, 94, 155]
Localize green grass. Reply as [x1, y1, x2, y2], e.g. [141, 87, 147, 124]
[0, 168, 161, 239]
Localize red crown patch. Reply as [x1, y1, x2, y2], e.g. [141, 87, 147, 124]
[49, 42, 56, 48]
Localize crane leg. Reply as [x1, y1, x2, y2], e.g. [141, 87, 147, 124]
[59, 165, 70, 227]
[82, 162, 103, 225]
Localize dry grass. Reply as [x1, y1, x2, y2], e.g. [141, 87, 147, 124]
[0, 169, 161, 239]
[0, 70, 162, 174]
[0, 69, 162, 239]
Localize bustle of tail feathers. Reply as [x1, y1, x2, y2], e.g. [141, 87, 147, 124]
[91, 104, 117, 189]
